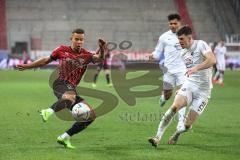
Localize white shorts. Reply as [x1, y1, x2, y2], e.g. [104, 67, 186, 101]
[217, 62, 225, 71]
[177, 81, 211, 115]
[163, 72, 186, 90]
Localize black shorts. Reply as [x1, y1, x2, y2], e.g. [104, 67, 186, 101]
[97, 63, 109, 70]
[53, 79, 84, 103]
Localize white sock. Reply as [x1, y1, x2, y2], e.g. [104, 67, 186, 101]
[161, 94, 166, 102]
[176, 125, 187, 134]
[218, 72, 223, 83]
[156, 108, 175, 139]
[47, 108, 54, 114]
[60, 132, 70, 139]
[178, 107, 186, 123]
[176, 107, 186, 131]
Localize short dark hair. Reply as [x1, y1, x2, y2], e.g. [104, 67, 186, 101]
[220, 38, 225, 42]
[168, 13, 181, 21]
[177, 26, 192, 36]
[72, 28, 85, 34]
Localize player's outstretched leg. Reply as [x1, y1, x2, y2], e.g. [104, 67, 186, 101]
[168, 109, 198, 145]
[176, 107, 186, 131]
[148, 107, 176, 147]
[149, 94, 187, 147]
[40, 99, 72, 122]
[40, 91, 76, 122]
[57, 120, 94, 149]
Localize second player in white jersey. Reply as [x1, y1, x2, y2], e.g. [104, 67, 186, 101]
[149, 13, 187, 133]
[152, 30, 186, 74]
[150, 14, 186, 100]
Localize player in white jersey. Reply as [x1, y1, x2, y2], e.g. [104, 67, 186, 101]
[213, 39, 227, 86]
[149, 13, 187, 131]
[148, 26, 216, 147]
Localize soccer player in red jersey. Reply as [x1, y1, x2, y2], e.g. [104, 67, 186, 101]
[92, 49, 112, 87]
[17, 28, 107, 149]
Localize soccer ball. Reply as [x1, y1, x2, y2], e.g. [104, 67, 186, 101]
[71, 102, 91, 121]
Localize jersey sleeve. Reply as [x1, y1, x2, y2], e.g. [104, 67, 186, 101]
[213, 44, 218, 52]
[152, 36, 165, 60]
[199, 40, 212, 56]
[50, 46, 63, 61]
[83, 49, 95, 64]
[223, 46, 227, 54]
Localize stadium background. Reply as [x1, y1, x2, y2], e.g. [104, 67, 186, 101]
[0, 0, 240, 160]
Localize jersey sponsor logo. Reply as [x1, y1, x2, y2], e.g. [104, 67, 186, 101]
[65, 58, 86, 69]
[185, 57, 193, 68]
[174, 43, 182, 50]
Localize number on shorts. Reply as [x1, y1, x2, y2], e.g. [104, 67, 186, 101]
[198, 101, 207, 112]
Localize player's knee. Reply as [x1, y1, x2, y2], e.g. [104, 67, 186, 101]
[171, 101, 183, 113]
[164, 90, 172, 100]
[62, 93, 76, 103]
[170, 103, 180, 113]
[184, 124, 192, 131]
[171, 106, 178, 113]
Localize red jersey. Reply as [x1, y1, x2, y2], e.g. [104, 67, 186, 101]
[103, 51, 110, 65]
[50, 45, 93, 87]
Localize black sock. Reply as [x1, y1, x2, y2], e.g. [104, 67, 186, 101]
[66, 120, 94, 136]
[93, 74, 98, 83]
[51, 99, 72, 112]
[74, 95, 84, 104]
[106, 74, 110, 84]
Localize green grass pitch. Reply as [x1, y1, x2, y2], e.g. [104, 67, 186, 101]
[0, 69, 239, 160]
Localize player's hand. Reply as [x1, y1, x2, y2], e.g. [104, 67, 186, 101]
[147, 54, 155, 61]
[16, 64, 29, 71]
[185, 67, 198, 77]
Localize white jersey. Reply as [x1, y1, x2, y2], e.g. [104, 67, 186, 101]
[214, 44, 226, 70]
[181, 40, 213, 90]
[152, 30, 186, 74]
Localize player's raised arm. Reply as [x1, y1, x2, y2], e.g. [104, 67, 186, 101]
[16, 56, 52, 71]
[196, 51, 216, 70]
[92, 39, 107, 63]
